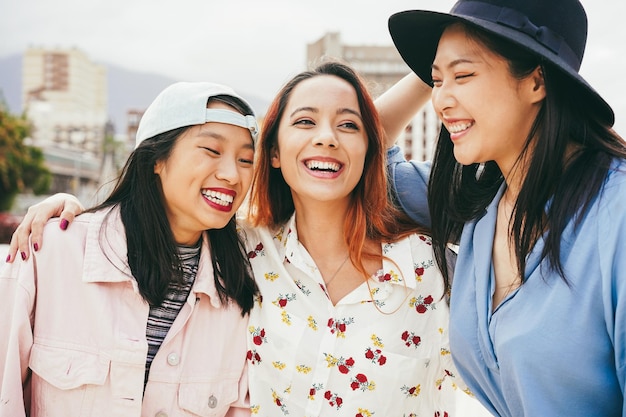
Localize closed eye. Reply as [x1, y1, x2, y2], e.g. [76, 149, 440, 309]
[201, 147, 220, 156]
[456, 73, 475, 81]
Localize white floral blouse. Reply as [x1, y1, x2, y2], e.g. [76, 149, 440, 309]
[242, 215, 465, 417]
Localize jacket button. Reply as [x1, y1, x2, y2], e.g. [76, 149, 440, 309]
[167, 352, 180, 366]
[208, 395, 218, 408]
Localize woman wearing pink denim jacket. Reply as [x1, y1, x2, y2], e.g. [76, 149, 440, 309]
[0, 82, 259, 417]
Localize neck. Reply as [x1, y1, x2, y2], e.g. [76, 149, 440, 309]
[293, 198, 349, 260]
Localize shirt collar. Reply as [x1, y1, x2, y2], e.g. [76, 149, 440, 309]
[277, 213, 419, 291]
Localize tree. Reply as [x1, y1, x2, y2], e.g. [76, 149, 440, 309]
[0, 100, 51, 211]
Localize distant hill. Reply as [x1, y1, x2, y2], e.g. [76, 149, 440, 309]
[0, 54, 270, 135]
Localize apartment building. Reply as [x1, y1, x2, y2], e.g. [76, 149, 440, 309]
[22, 47, 109, 199]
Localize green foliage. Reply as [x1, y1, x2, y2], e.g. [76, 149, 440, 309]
[0, 101, 51, 210]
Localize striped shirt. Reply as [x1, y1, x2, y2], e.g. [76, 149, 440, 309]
[145, 243, 201, 384]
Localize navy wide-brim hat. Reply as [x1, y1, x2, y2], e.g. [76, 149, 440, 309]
[389, 0, 615, 127]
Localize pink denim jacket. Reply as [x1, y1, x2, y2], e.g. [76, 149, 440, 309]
[0, 207, 250, 417]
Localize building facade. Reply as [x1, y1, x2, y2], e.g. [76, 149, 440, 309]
[306, 32, 439, 161]
[22, 47, 110, 202]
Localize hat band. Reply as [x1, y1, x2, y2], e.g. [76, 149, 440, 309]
[454, 1, 581, 71]
[205, 109, 259, 144]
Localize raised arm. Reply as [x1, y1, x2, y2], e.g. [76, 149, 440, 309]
[375, 72, 432, 149]
[6, 193, 84, 263]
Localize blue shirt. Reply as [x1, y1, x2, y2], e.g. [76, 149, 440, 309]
[387, 146, 626, 416]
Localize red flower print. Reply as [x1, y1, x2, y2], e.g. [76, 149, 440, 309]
[327, 317, 354, 337]
[401, 331, 422, 349]
[411, 294, 435, 314]
[309, 388, 316, 396]
[364, 347, 387, 366]
[345, 357, 355, 366]
[250, 326, 267, 346]
[247, 242, 265, 259]
[338, 364, 350, 374]
[246, 349, 262, 364]
[350, 373, 374, 392]
[272, 293, 296, 308]
[324, 390, 332, 400]
[415, 266, 424, 276]
[275, 398, 281, 406]
[336, 397, 343, 407]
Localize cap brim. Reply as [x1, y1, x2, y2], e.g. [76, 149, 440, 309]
[388, 10, 614, 126]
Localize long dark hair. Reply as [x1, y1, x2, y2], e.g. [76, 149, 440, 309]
[88, 95, 258, 314]
[429, 24, 626, 285]
[248, 60, 424, 281]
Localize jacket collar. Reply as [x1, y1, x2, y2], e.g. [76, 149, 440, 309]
[82, 206, 223, 308]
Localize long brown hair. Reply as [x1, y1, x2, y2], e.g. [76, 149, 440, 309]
[248, 60, 425, 280]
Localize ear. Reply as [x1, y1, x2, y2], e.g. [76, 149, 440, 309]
[270, 146, 281, 168]
[154, 159, 164, 175]
[528, 66, 546, 104]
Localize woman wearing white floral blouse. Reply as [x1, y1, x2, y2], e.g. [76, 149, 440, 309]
[243, 61, 465, 416]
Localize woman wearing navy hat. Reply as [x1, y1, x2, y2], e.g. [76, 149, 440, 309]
[379, 0, 626, 415]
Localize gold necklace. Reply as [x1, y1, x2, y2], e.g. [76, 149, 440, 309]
[323, 255, 350, 287]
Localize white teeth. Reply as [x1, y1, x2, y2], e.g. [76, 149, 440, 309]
[447, 122, 473, 133]
[201, 190, 234, 206]
[306, 160, 340, 172]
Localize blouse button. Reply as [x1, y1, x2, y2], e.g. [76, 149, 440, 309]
[208, 395, 218, 408]
[155, 412, 168, 417]
[167, 352, 180, 366]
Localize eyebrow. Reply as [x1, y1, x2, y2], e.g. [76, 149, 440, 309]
[432, 58, 476, 71]
[196, 129, 255, 150]
[289, 106, 362, 120]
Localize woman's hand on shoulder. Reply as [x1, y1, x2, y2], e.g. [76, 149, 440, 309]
[6, 193, 84, 263]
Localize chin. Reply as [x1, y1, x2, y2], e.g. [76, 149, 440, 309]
[452, 152, 476, 166]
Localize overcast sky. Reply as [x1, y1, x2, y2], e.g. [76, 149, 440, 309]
[1, 0, 625, 133]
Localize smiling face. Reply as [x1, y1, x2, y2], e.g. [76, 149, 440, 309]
[430, 24, 545, 174]
[154, 101, 255, 245]
[270, 74, 368, 210]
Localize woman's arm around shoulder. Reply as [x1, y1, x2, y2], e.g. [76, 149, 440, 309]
[6, 193, 84, 263]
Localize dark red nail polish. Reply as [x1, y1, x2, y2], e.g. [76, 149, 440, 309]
[60, 219, 69, 230]
[34, 243, 39, 251]
[21, 252, 26, 261]
[5, 254, 10, 262]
